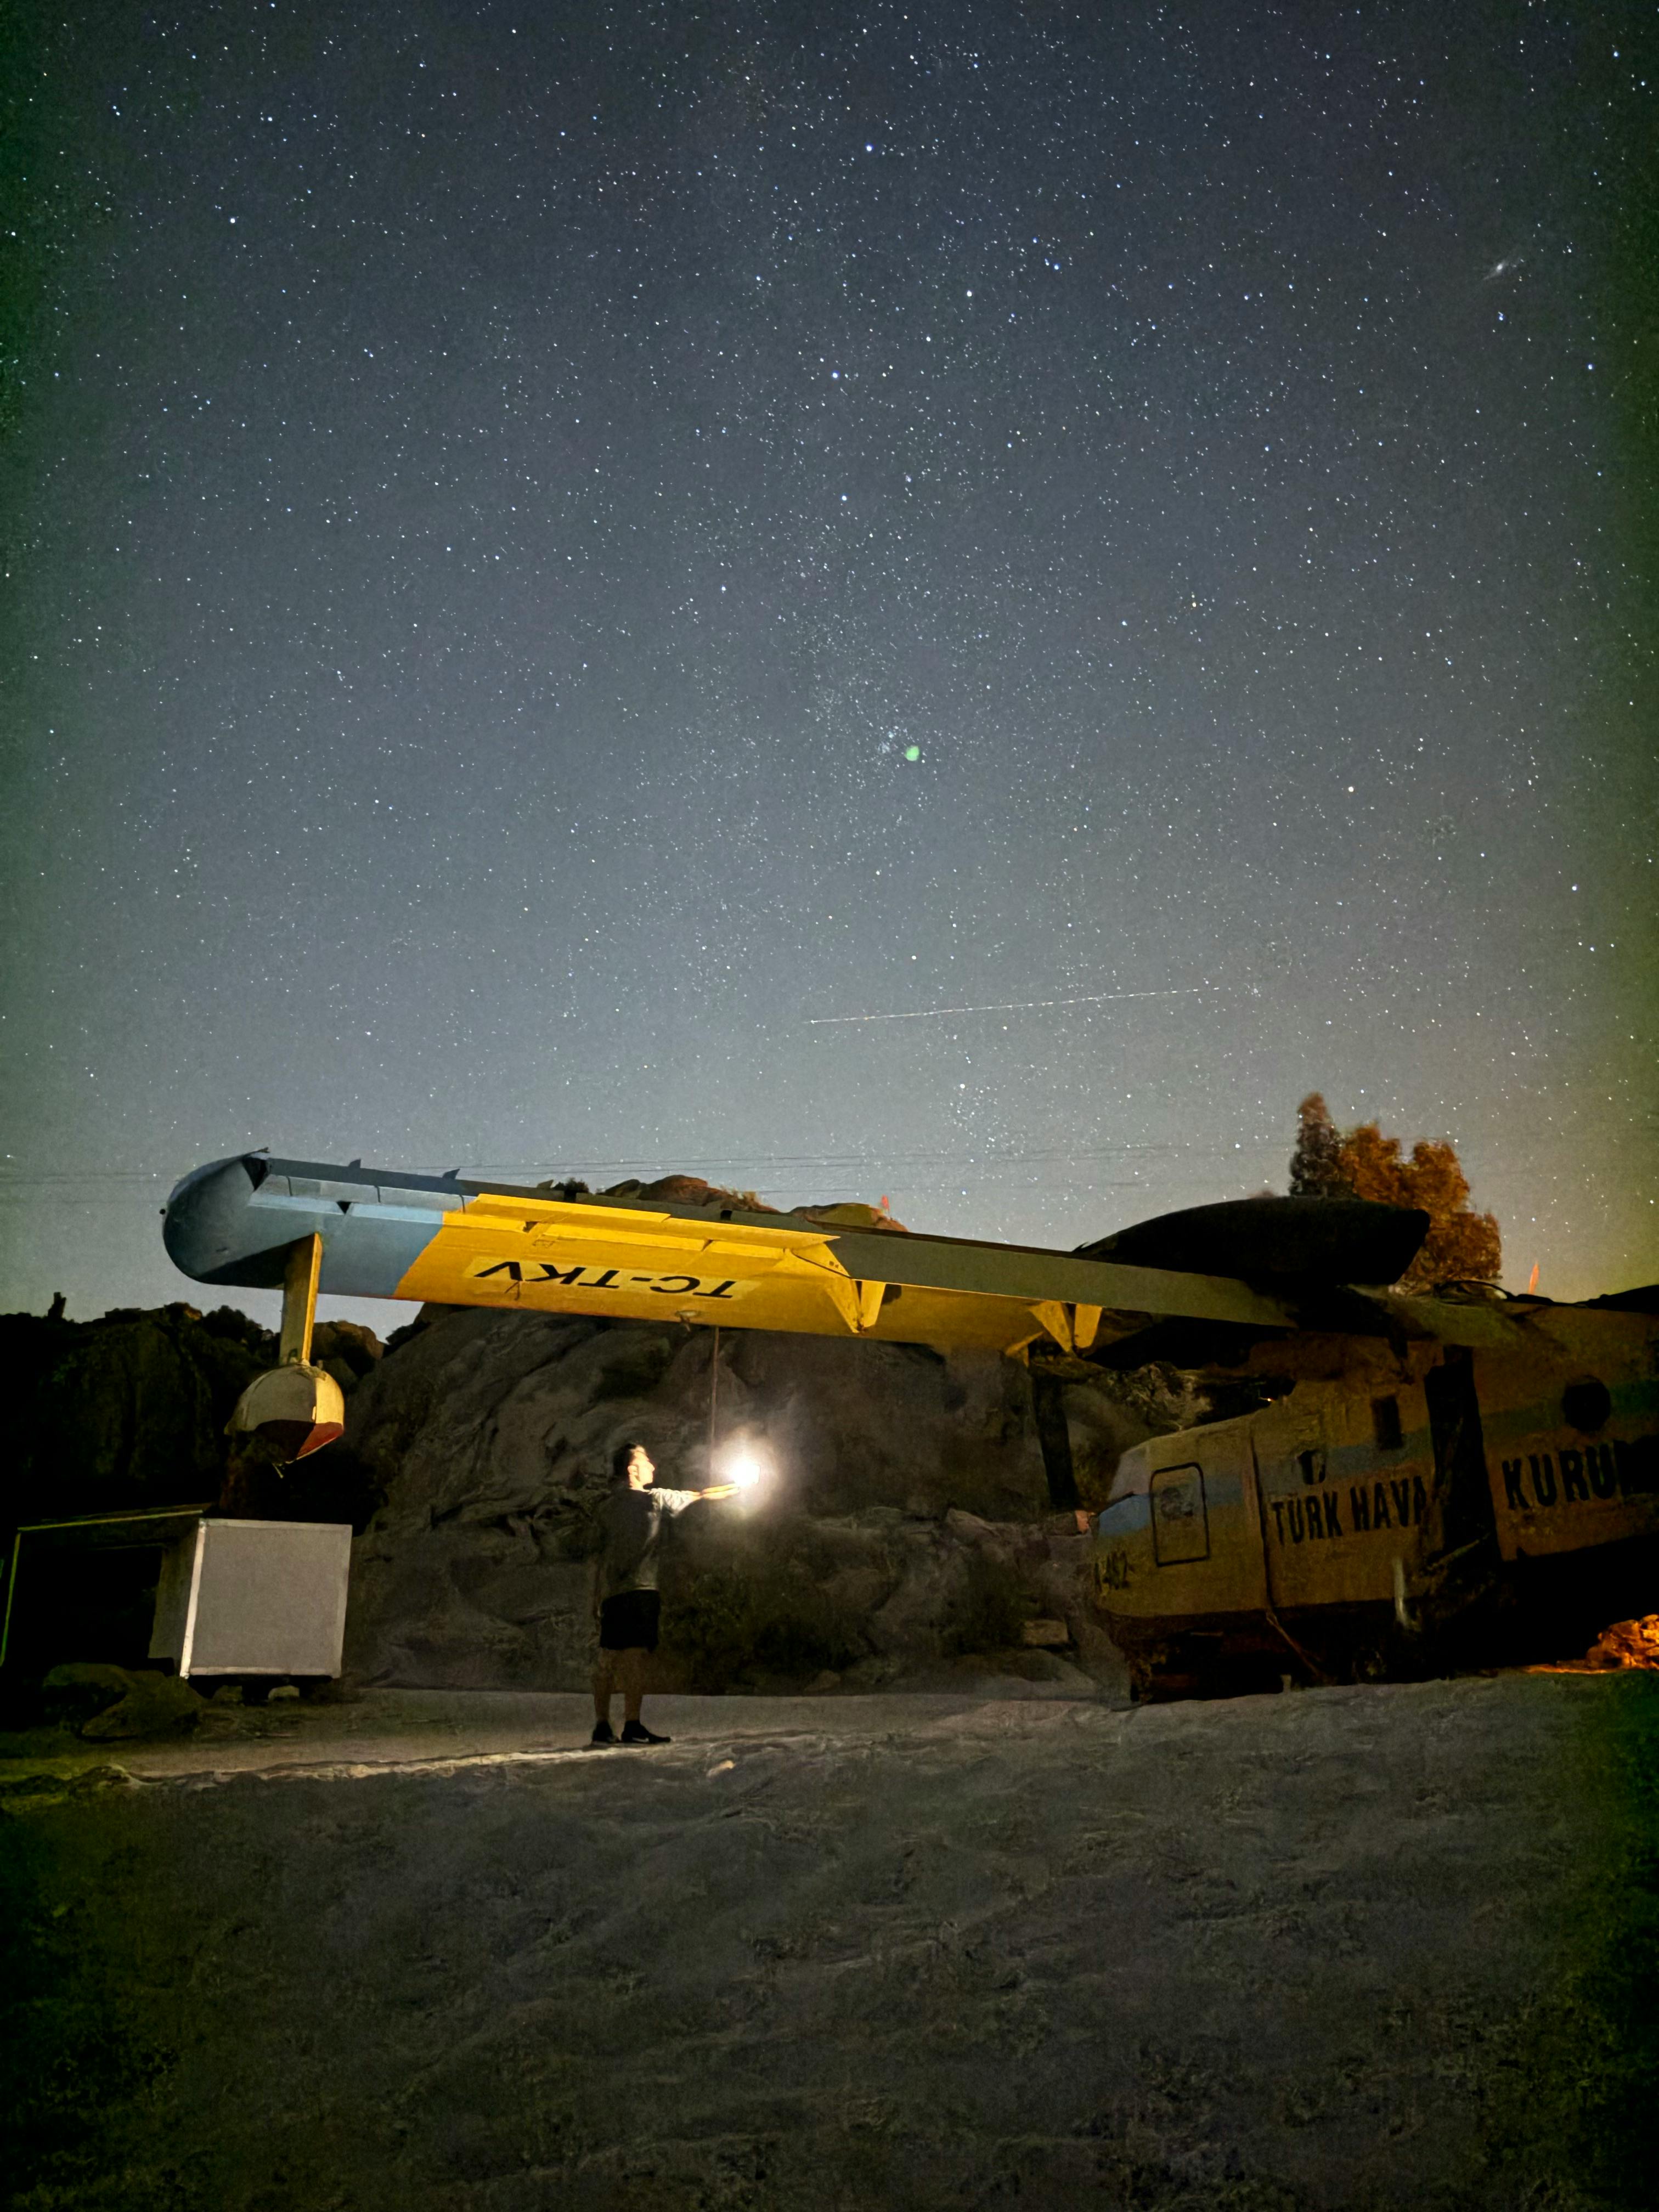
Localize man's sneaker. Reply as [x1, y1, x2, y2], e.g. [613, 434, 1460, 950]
[620, 1719, 670, 1745]
[590, 1719, 617, 1747]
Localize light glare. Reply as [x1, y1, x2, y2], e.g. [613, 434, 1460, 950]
[717, 1443, 768, 1489]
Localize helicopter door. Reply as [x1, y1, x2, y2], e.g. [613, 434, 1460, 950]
[1423, 1350, 1498, 1560]
[1149, 1464, 1209, 1564]
[1144, 1421, 1268, 1616]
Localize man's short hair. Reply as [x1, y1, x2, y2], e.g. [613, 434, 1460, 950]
[610, 1442, 639, 1486]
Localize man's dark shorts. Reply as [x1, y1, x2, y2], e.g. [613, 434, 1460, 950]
[599, 1590, 661, 1653]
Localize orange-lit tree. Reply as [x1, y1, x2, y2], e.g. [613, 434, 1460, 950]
[1289, 1094, 1502, 1292]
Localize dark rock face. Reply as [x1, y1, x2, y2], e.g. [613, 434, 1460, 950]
[311, 1319, 385, 1397]
[0, 1303, 386, 1543]
[0, 1301, 388, 1689]
[1, 1304, 272, 1539]
[40, 1661, 203, 1739]
[0, 1296, 1187, 1697]
[343, 1308, 1166, 1695]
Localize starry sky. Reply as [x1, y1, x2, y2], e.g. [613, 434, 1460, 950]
[3, 0, 1655, 1329]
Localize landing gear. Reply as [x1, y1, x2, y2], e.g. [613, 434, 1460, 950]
[224, 1234, 345, 1466]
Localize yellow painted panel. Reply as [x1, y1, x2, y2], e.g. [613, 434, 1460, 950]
[1029, 1300, 1073, 1353]
[1092, 1421, 1267, 1626]
[392, 1214, 1046, 1352]
[1249, 1392, 1415, 1606]
[507, 1237, 793, 1278]
[462, 1192, 837, 1254]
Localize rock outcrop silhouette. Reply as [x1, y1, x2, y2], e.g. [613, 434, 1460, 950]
[1, 1300, 385, 1542]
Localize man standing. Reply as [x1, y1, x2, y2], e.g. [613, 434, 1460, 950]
[590, 1441, 739, 1747]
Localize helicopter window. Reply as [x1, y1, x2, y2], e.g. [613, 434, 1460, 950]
[1370, 1397, 1404, 1452]
[1561, 1378, 1612, 1435]
[1149, 1464, 1209, 1565]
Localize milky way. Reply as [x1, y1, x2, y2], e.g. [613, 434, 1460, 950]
[2, 1, 1654, 1323]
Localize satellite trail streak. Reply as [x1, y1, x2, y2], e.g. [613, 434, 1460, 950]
[806, 988, 1208, 1026]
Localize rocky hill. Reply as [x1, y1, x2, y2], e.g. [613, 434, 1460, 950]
[0, 1301, 385, 1543]
[341, 1306, 1187, 1697]
[2, 1296, 1200, 1697]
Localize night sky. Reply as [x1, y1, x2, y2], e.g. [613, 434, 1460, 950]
[3, 1, 1655, 1329]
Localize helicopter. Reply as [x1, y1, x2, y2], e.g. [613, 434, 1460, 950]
[1052, 1203, 1657, 1695]
[161, 1153, 1658, 1697]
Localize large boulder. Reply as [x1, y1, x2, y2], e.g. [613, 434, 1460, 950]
[1, 1304, 272, 1538]
[37, 1661, 204, 1739]
[342, 1308, 1164, 1694]
[0, 1303, 386, 1541]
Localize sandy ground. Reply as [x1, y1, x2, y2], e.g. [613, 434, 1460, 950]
[3, 1676, 1655, 2211]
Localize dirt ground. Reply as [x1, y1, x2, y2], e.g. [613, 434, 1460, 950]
[3, 1675, 1655, 2211]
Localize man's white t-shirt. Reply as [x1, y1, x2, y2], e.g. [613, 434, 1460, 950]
[596, 1486, 699, 1599]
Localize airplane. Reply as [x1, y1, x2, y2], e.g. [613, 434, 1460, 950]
[162, 1151, 1659, 1697]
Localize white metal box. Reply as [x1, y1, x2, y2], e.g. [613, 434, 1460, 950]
[150, 1517, 351, 1681]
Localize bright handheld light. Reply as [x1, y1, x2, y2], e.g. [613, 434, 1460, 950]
[715, 1441, 769, 1490]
